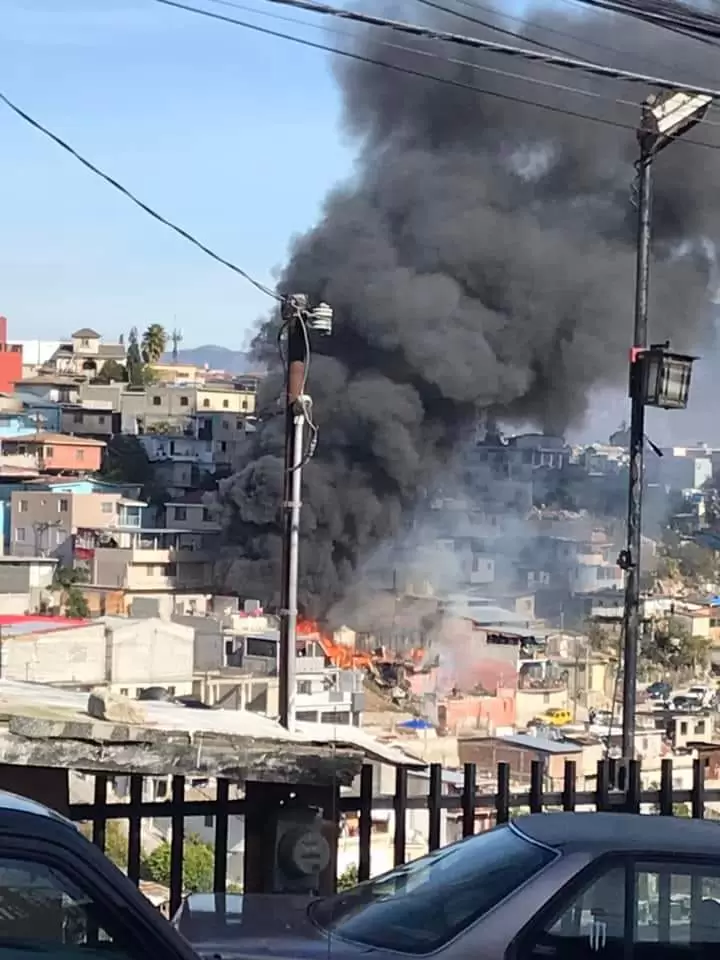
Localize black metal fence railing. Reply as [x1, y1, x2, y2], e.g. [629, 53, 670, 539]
[67, 757, 720, 918]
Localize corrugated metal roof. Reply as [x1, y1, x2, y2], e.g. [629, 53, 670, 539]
[496, 732, 584, 754]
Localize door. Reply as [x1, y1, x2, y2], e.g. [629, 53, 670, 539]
[0, 848, 182, 960]
[521, 863, 627, 960]
[518, 856, 720, 960]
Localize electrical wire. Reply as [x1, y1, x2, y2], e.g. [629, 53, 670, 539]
[0, 91, 281, 302]
[155, 0, 720, 98]
[196, 0, 720, 135]
[157, 0, 720, 149]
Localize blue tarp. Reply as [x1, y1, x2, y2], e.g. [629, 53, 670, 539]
[397, 718, 434, 730]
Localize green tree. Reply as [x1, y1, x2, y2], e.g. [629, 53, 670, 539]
[53, 565, 90, 619]
[93, 359, 127, 385]
[126, 327, 145, 388]
[141, 324, 168, 365]
[79, 821, 128, 871]
[337, 865, 359, 891]
[641, 617, 711, 673]
[141, 835, 214, 894]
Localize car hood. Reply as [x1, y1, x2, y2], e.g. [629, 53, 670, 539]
[179, 894, 375, 960]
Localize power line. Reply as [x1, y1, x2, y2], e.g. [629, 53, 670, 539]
[157, 0, 720, 149]
[156, 0, 720, 98]
[0, 91, 280, 301]
[200, 0, 720, 125]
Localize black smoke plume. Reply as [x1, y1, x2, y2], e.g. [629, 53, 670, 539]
[219, 1, 720, 617]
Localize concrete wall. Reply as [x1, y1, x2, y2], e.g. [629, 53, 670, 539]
[107, 618, 194, 691]
[3, 623, 107, 685]
[515, 687, 569, 728]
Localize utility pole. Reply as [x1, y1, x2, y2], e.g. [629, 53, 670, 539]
[619, 91, 710, 760]
[278, 295, 333, 730]
[620, 141, 651, 762]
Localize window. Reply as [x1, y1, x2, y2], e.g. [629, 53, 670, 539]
[15, 528, 25, 542]
[58, 499, 68, 513]
[527, 865, 626, 960]
[220, 441, 227, 453]
[681, 721, 688, 735]
[222, 420, 230, 430]
[45, 447, 54, 458]
[204, 815, 215, 829]
[240, 400, 248, 411]
[17, 500, 27, 513]
[180, 396, 189, 407]
[152, 396, 161, 406]
[202, 507, 212, 522]
[165, 563, 177, 577]
[202, 399, 210, 408]
[0, 855, 141, 955]
[101, 502, 113, 514]
[311, 825, 555, 955]
[222, 399, 229, 408]
[174, 507, 187, 521]
[297, 680, 312, 695]
[119, 689, 129, 696]
[75, 449, 84, 462]
[97, 416, 105, 425]
[73, 412, 83, 424]
[81, 338, 90, 347]
[17, 445, 26, 455]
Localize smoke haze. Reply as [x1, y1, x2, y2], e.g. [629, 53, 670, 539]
[219, 0, 720, 616]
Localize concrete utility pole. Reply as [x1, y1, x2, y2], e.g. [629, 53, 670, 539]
[278, 295, 333, 731]
[620, 91, 710, 760]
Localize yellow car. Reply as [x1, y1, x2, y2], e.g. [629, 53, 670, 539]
[536, 707, 572, 727]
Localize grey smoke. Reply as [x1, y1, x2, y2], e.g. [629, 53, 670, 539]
[219, 0, 720, 617]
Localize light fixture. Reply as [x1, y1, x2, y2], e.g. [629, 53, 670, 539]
[640, 91, 712, 153]
[637, 343, 696, 410]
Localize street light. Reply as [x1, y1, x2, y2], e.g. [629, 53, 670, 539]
[620, 89, 709, 762]
[636, 343, 696, 410]
[278, 294, 334, 732]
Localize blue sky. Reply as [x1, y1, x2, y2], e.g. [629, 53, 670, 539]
[1, 0, 354, 346]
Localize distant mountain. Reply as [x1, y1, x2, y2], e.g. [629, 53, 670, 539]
[161, 345, 257, 373]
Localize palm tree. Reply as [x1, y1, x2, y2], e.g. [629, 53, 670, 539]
[141, 324, 168, 364]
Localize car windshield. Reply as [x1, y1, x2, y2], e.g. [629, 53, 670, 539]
[310, 824, 556, 955]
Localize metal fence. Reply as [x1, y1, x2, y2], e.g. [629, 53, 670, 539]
[67, 757, 720, 917]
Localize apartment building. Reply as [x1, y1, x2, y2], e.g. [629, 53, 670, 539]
[0, 433, 105, 474]
[45, 328, 125, 379]
[10, 483, 144, 559]
[163, 491, 221, 549]
[75, 528, 213, 613]
[60, 402, 120, 440]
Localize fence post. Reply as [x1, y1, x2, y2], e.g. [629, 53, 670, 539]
[562, 761, 576, 811]
[358, 765, 373, 882]
[462, 763, 476, 838]
[659, 758, 673, 815]
[692, 757, 705, 819]
[596, 759, 610, 812]
[428, 764, 442, 852]
[169, 776, 185, 918]
[495, 763, 510, 824]
[127, 776, 143, 886]
[393, 767, 408, 867]
[213, 779, 230, 894]
[529, 760, 543, 814]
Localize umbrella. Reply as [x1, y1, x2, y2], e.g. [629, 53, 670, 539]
[397, 717, 433, 730]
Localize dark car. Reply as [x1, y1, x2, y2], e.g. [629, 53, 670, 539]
[0, 789, 198, 960]
[179, 813, 720, 960]
[647, 681, 672, 700]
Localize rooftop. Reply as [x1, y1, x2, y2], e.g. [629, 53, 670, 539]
[492, 732, 585, 754]
[71, 329, 100, 339]
[7, 432, 106, 448]
[0, 679, 424, 785]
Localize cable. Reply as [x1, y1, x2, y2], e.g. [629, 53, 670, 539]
[0, 91, 281, 302]
[207, 0, 655, 115]
[157, 0, 720, 149]
[199, 0, 720, 134]
[155, 0, 720, 98]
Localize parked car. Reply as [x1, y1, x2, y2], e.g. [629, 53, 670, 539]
[687, 685, 714, 708]
[177, 812, 720, 960]
[0, 790, 197, 960]
[536, 707, 572, 727]
[647, 681, 672, 700]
